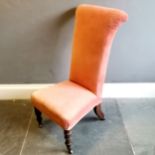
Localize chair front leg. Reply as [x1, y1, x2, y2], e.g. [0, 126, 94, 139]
[94, 104, 105, 120]
[64, 130, 73, 154]
[34, 107, 43, 128]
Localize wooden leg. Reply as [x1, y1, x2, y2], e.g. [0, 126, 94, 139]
[34, 108, 43, 128]
[64, 130, 73, 154]
[94, 104, 105, 120]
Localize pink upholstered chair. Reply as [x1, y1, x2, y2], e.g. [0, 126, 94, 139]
[31, 4, 128, 154]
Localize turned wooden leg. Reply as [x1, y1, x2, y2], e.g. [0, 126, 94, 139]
[34, 108, 43, 128]
[64, 130, 73, 154]
[94, 104, 105, 120]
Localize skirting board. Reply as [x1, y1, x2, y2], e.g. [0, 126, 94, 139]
[0, 83, 155, 100]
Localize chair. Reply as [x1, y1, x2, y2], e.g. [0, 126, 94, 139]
[31, 4, 128, 154]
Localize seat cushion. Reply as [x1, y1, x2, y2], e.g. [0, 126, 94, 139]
[31, 80, 101, 130]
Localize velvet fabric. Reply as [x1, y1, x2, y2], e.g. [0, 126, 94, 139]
[32, 80, 101, 129]
[70, 5, 128, 96]
[31, 4, 128, 130]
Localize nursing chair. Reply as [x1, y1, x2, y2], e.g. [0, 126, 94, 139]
[31, 4, 128, 154]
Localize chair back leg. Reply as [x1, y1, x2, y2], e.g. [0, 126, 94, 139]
[94, 105, 105, 120]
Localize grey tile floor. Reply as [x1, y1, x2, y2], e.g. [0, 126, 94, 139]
[0, 99, 155, 155]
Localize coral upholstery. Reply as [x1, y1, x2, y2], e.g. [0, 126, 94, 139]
[31, 4, 128, 130]
[32, 80, 101, 130]
[70, 5, 128, 96]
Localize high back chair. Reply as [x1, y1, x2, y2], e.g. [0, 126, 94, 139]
[31, 4, 128, 154]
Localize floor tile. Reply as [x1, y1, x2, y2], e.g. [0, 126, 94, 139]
[0, 100, 32, 155]
[134, 145, 155, 155]
[21, 99, 133, 155]
[118, 98, 155, 155]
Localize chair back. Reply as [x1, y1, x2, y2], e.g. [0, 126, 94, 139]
[70, 4, 128, 96]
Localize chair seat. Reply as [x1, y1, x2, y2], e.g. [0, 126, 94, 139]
[31, 80, 101, 130]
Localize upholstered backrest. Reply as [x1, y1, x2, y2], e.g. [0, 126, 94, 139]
[69, 4, 128, 97]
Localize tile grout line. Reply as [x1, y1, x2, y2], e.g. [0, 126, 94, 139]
[115, 99, 136, 155]
[19, 110, 33, 155]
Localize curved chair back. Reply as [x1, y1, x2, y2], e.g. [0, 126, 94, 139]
[70, 5, 128, 96]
